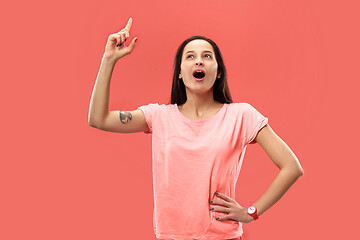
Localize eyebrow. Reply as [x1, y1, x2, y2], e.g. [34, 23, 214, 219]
[185, 50, 214, 55]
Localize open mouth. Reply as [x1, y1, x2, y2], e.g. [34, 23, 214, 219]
[193, 70, 206, 79]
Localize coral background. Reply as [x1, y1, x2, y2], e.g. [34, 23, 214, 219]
[1, 0, 359, 239]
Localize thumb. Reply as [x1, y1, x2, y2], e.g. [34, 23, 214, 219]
[127, 37, 138, 52]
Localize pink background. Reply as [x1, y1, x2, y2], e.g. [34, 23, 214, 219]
[1, 0, 359, 239]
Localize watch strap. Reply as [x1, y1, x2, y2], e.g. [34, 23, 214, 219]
[247, 206, 259, 220]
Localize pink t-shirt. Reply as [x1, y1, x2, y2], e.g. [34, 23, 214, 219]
[137, 102, 268, 240]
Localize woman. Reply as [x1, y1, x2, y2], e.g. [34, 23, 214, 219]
[88, 17, 304, 240]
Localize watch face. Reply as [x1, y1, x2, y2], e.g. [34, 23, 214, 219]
[248, 206, 256, 214]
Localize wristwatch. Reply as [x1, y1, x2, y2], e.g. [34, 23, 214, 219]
[247, 206, 259, 220]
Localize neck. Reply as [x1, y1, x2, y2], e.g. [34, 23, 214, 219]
[179, 91, 221, 116]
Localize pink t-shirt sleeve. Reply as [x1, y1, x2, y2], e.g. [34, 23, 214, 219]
[243, 103, 269, 144]
[137, 103, 159, 134]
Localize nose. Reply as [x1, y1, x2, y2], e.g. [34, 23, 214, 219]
[195, 61, 203, 66]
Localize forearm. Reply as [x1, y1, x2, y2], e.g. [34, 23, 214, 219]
[252, 167, 302, 216]
[88, 55, 117, 127]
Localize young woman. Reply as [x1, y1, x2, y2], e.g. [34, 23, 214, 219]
[88, 17, 304, 240]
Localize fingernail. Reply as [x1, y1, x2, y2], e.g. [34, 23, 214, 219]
[215, 217, 219, 220]
[209, 200, 213, 203]
[215, 192, 219, 195]
[135, 38, 138, 43]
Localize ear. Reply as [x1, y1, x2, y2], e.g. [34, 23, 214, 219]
[179, 73, 182, 79]
[217, 73, 221, 78]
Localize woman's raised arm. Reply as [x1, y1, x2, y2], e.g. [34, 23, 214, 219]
[88, 17, 138, 128]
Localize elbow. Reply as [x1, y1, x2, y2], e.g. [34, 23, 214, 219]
[88, 120, 99, 128]
[297, 163, 304, 176]
[88, 115, 99, 128]
[294, 167, 304, 177]
[88, 114, 104, 129]
[88, 118, 94, 127]
[282, 166, 304, 177]
[88, 112, 98, 128]
[293, 167, 304, 177]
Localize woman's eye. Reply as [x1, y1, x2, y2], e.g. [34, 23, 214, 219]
[186, 54, 212, 59]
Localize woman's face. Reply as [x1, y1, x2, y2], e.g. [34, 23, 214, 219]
[179, 39, 220, 93]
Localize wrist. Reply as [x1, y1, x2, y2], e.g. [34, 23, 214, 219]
[246, 205, 259, 221]
[102, 54, 117, 65]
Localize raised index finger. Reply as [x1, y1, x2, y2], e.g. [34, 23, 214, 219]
[124, 17, 132, 31]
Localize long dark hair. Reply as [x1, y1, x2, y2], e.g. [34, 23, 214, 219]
[167, 35, 233, 105]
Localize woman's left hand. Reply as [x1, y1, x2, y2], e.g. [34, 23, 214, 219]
[210, 192, 254, 223]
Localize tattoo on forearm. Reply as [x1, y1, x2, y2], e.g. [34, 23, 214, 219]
[119, 111, 132, 124]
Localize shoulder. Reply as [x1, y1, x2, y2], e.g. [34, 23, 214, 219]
[138, 102, 171, 110]
[151, 103, 176, 114]
[227, 102, 254, 112]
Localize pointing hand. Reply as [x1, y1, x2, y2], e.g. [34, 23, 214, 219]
[104, 17, 138, 62]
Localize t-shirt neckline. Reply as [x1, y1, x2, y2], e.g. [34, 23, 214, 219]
[174, 103, 227, 123]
